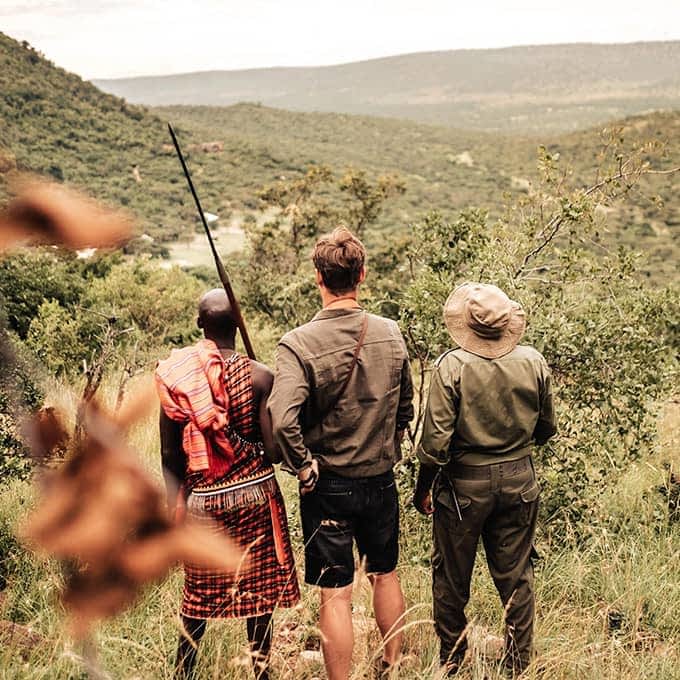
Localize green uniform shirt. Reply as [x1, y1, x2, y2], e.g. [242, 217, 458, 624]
[418, 344, 556, 467]
[268, 308, 414, 478]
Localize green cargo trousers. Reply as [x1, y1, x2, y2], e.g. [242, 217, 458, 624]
[432, 456, 539, 673]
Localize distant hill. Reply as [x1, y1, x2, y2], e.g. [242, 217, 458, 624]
[160, 103, 680, 279]
[94, 42, 680, 134]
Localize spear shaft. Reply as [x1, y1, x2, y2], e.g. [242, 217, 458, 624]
[167, 123, 256, 360]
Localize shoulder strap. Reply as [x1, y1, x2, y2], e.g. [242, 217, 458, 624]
[434, 348, 455, 368]
[324, 311, 369, 417]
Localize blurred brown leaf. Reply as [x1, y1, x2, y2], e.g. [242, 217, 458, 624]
[26, 407, 70, 464]
[112, 378, 157, 431]
[21, 400, 244, 638]
[0, 177, 132, 251]
[118, 522, 245, 584]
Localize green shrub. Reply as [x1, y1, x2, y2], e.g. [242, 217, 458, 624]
[0, 321, 43, 482]
[0, 249, 84, 338]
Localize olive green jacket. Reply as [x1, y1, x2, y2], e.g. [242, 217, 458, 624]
[268, 308, 414, 478]
[418, 345, 556, 467]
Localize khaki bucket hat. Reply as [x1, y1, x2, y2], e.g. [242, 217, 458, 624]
[443, 283, 526, 359]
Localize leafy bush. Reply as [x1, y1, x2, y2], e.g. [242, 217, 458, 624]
[24, 260, 203, 377]
[25, 300, 83, 376]
[0, 250, 84, 338]
[397, 144, 679, 542]
[0, 244, 204, 388]
[0, 318, 43, 482]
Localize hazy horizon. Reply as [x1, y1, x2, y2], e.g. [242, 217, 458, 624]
[89, 38, 680, 82]
[3, 0, 680, 80]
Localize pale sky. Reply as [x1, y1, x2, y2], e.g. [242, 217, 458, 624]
[2, 0, 680, 79]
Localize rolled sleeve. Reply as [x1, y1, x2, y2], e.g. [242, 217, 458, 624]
[534, 360, 557, 445]
[397, 355, 415, 432]
[268, 343, 314, 472]
[418, 363, 457, 466]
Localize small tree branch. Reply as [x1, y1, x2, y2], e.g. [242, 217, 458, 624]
[514, 215, 563, 279]
[514, 163, 680, 279]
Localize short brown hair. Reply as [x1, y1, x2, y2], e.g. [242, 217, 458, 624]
[312, 227, 366, 295]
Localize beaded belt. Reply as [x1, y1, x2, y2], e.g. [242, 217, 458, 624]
[191, 467, 275, 497]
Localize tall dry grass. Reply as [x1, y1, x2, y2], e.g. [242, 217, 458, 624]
[0, 377, 677, 679]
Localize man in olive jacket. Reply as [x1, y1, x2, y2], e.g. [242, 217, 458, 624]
[414, 283, 556, 676]
[268, 227, 414, 680]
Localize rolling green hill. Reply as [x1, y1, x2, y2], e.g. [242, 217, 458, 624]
[0, 31, 529, 247]
[94, 42, 680, 134]
[0, 33, 345, 250]
[1, 32, 678, 279]
[158, 103, 680, 278]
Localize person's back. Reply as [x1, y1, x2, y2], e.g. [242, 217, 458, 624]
[414, 283, 556, 677]
[426, 345, 555, 466]
[275, 308, 411, 476]
[268, 227, 413, 680]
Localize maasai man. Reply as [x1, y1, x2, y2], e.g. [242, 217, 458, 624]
[156, 289, 300, 680]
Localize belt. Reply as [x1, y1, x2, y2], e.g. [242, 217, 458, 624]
[191, 468, 275, 497]
[448, 455, 532, 480]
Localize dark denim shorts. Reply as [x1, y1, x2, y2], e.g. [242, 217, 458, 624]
[300, 468, 399, 588]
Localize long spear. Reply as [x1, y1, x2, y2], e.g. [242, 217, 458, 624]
[167, 123, 256, 360]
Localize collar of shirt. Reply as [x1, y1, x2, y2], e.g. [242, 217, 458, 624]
[312, 308, 364, 321]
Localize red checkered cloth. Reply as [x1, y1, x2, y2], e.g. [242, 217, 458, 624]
[183, 483, 300, 618]
[181, 352, 300, 619]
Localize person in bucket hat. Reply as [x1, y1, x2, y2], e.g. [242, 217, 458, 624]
[413, 282, 557, 676]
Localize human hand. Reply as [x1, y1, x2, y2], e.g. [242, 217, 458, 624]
[414, 463, 437, 516]
[298, 459, 319, 496]
[413, 491, 433, 516]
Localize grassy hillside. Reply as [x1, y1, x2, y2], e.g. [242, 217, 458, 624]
[159, 103, 680, 279]
[156, 102, 523, 224]
[94, 42, 680, 134]
[0, 32, 281, 249]
[1, 32, 678, 279]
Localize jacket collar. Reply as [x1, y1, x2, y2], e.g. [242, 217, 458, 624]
[312, 307, 364, 322]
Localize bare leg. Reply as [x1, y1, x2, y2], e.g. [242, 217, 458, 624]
[246, 613, 273, 680]
[175, 616, 207, 679]
[320, 584, 354, 680]
[369, 570, 405, 666]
